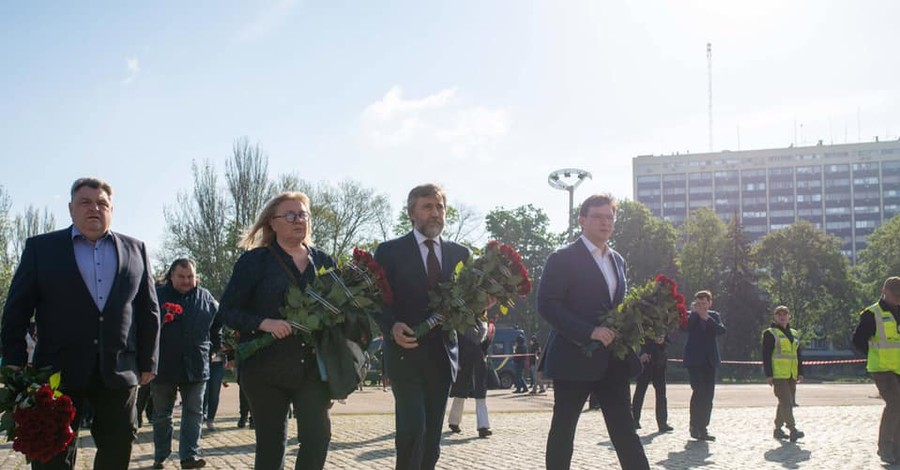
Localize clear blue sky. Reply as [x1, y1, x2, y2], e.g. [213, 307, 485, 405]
[2, 0, 899, 256]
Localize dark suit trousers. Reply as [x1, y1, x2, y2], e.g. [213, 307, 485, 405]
[687, 366, 717, 433]
[33, 369, 138, 470]
[546, 361, 649, 470]
[632, 365, 667, 428]
[391, 368, 453, 470]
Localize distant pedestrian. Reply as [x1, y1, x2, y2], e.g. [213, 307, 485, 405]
[513, 335, 528, 393]
[761, 306, 804, 442]
[632, 336, 672, 433]
[682, 290, 726, 442]
[853, 277, 900, 464]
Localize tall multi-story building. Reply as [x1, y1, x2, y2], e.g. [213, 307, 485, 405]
[633, 140, 900, 262]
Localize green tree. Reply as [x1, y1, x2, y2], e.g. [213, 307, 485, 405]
[855, 214, 900, 299]
[752, 220, 857, 347]
[12, 205, 56, 255]
[163, 160, 234, 297]
[717, 218, 768, 361]
[608, 200, 678, 287]
[677, 207, 727, 299]
[0, 187, 14, 311]
[300, 179, 393, 259]
[485, 205, 563, 336]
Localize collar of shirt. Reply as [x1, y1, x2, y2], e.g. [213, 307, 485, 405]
[579, 234, 608, 257]
[71, 225, 113, 243]
[413, 229, 442, 269]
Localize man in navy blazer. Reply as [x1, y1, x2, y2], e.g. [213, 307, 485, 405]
[538, 194, 649, 470]
[1, 177, 160, 470]
[374, 183, 469, 470]
[681, 290, 726, 441]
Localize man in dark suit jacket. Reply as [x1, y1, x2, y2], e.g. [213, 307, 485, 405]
[681, 290, 726, 441]
[538, 194, 649, 470]
[1, 177, 160, 470]
[374, 183, 469, 470]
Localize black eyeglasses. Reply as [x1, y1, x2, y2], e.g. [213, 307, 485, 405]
[272, 211, 310, 223]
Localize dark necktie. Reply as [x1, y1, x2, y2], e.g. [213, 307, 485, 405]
[424, 239, 441, 288]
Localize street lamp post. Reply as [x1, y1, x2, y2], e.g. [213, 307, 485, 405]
[548, 168, 592, 242]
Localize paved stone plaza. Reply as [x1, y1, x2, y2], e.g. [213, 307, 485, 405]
[0, 384, 894, 469]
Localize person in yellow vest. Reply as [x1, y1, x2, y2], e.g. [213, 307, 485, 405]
[761, 306, 804, 442]
[852, 276, 900, 465]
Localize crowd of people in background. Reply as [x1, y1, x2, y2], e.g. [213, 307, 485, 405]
[1, 176, 899, 470]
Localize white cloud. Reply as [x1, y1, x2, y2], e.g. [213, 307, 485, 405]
[361, 86, 511, 160]
[238, 0, 301, 42]
[122, 56, 140, 84]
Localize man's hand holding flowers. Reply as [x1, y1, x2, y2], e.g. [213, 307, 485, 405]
[409, 241, 531, 338]
[583, 274, 688, 360]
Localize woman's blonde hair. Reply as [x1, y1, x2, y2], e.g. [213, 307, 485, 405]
[239, 192, 312, 249]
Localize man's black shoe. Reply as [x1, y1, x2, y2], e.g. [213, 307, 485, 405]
[237, 417, 247, 428]
[448, 424, 461, 433]
[773, 428, 788, 440]
[659, 424, 674, 433]
[698, 433, 716, 441]
[477, 428, 492, 438]
[180, 458, 207, 469]
[152, 462, 165, 469]
[789, 428, 804, 442]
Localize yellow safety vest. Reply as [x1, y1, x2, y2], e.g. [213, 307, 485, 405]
[763, 327, 800, 379]
[865, 302, 900, 373]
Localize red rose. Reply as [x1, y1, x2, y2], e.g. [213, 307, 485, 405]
[163, 312, 175, 324]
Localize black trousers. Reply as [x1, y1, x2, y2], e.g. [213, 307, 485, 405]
[390, 369, 453, 470]
[240, 365, 332, 470]
[33, 371, 138, 470]
[632, 365, 668, 428]
[687, 365, 717, 433]
[546, 360, 649, 470]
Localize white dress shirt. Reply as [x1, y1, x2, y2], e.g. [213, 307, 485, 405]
[580, 235, 617, 302]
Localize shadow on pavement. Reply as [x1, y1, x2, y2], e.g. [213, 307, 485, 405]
[763, 441, 811, 469]
[330, 432, 395, 450]
[656, 440, 712, 468]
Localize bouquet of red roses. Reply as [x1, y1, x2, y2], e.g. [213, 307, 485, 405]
[161, 302, 183, 324]
[412, 240, 532, 337]
[236, 247, 391, 361]
[0, 367, 76, 463]
[583, 274, 688, 360]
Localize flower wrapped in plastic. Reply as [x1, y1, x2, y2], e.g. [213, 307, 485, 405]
[0, 367, 76, 463]
[412, 240, 532, 337]
[583, 274, 689, 360]
[236, 247, 391, 361]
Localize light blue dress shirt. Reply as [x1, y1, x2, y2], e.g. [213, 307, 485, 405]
[71, 226, 118, 311]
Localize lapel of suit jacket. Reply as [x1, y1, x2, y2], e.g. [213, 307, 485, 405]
[102, 232, 127, 314]
[403, 231, 430, 286]
[609, 249, 626, 305]
[438, 237, 458, 281]
[575, 238, 613, 306]
[61, 227, 103, 313]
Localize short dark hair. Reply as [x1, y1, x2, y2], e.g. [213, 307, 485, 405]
[70, 177, 113, 200]
[406, 183, 447, 216]
[579, 193, 617, 217]
[694, 290, 713, 301]
[165, 258, 195, 283]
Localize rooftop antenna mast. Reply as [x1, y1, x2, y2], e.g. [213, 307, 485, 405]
[707, 42, 713, 152]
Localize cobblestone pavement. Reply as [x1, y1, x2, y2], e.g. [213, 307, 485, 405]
[0, 385, 894, 469]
